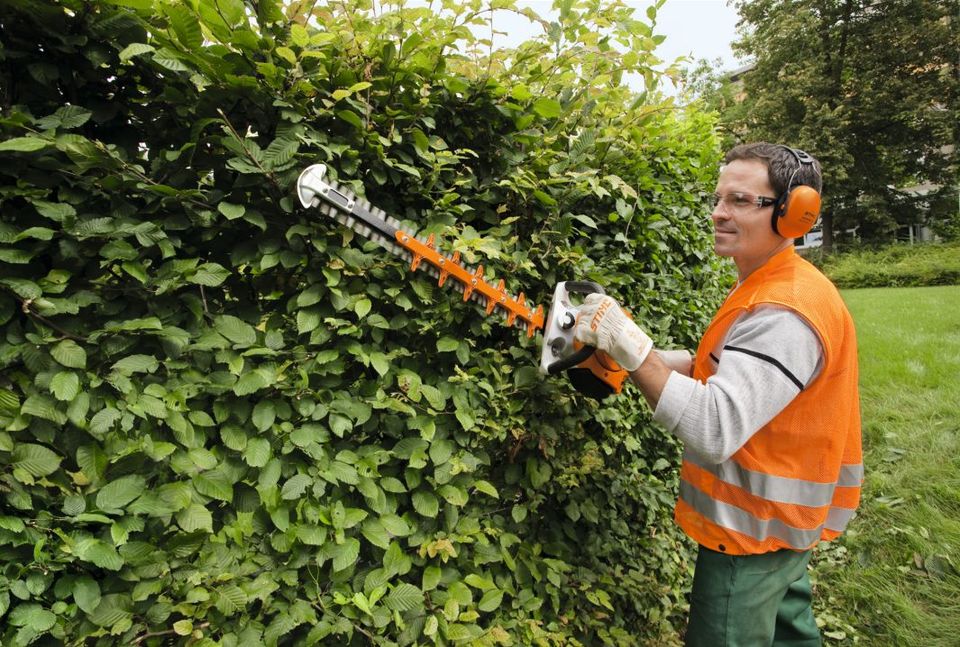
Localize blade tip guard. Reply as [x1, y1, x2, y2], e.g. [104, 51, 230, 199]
[297, 163, 328, 209]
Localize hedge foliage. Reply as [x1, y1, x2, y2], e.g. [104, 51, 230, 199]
[0, 1, 728, 644]
[817, 242, 960, 289]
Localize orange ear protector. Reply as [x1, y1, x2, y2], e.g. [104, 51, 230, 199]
[772, 146, 822, 239]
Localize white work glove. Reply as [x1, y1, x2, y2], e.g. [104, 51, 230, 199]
[574, 294, 653, 372]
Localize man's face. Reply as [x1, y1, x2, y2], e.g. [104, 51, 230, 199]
[711, 159, 785, 277]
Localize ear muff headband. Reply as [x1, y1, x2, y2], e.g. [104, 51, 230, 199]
[772, 146, 822, 238]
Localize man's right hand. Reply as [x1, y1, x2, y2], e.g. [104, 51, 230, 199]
[574, 294, 654, 372]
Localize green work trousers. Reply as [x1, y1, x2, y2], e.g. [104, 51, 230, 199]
[684, 545, 821, 647]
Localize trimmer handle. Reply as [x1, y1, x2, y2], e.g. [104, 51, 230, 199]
[545, 281, 604, 375]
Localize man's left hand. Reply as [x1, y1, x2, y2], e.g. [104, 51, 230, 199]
[574, 294, 653, 372]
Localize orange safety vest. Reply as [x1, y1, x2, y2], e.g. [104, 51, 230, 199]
[675, 247, 863, 555]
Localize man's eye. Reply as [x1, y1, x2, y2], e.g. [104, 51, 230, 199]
[731, 194, 752, 207]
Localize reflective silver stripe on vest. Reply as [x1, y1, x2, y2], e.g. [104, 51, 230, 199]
[683, 450, 864, 507]
[680, 479, 822, 549]
[824, 505, 857, 532]
[683, 450, 828, 507]
[838, 463, 864, 487]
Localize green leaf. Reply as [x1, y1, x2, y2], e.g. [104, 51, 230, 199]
[215, 584, 247, 616]
[50, 371, 80, 401]
[176, 503, 213, 533]
[0, 136, 49, 152]
[473, 480, 499, 498]
[153, 48, 190, 72]
[478, 588, 504, 612]
[53, 105, 93, 129]
[329, 537, 360, 571]
[89, 407, 121, 435]
[217, 202, 246, 220]
[8, 603, 56, 630]
[380, 513, 411, 537]
[74, 538, 124, 570]
[73, 577, 101, 614]
[118, 43, 154, 62]
[297, 308, 321, 334]
[96, 475, 146, 510]
[111, 354, 159, 375]
[422, 565, 441, 591]
[31, 200, 76, 222]
[51, 340, 87, 368]
[385, 582, 424, 612]
[437, 337, 459, 352]
[572, 214, 598, 229]
[252, 400, 276, 431]
[438, 485, 468, 507]
[511, 504, 528, 523]
[167, 4, 202, 48]
[412, 491, 439, 518]
[0, 277, 41, 299]
[420, 385, 446, 410]
[174, 619, 194, 635]
[354, 298, 372, 318]
[281, 474, 312, 500]
[215, 315, 257, 346]
[12, 443, 61, 477]
[532, 97, 562, 118]
[21, 394, 67, 425]
[190, 262, 230, 286]
[336, 109, 364, 130]
[86, 593, 132, 627]
[360, 518, 391, 549]
[244, 437, 271, 467]
[233, 369, 269, 395]
[194, 470, 234, 502]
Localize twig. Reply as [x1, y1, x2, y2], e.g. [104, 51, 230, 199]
[19, 300, 88, 342]
[199, 285, 209, 315]
[215, 108, 281, 191]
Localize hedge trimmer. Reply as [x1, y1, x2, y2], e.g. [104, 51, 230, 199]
[296, 164, 628, 399]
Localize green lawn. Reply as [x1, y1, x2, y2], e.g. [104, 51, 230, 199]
[811, 286, 960, 645]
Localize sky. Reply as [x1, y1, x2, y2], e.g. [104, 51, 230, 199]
[488, 0, 745, 93]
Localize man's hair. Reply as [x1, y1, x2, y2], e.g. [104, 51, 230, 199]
[724, 142, 823, 196]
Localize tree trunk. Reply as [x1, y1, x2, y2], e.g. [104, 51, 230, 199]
[821, 210, 834, 253]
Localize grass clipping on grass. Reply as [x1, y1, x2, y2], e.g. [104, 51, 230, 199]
[810, 285, 960, 645]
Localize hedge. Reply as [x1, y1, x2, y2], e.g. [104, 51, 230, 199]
[0, 1, 728, 644]
[817, 242, 960, 288]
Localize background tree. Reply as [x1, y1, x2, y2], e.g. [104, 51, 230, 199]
[723, 0, 958, 251]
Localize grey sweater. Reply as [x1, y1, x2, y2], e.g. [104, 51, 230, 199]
[653, 306, 824, 464]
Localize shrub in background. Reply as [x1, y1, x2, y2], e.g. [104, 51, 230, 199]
[0, 1, 727, 644]
[820, 242, 960, 288]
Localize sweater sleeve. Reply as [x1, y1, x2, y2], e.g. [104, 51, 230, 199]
[652, 306, 824, 464]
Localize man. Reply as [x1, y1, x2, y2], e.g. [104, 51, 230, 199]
[575, 143, 862, 646]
